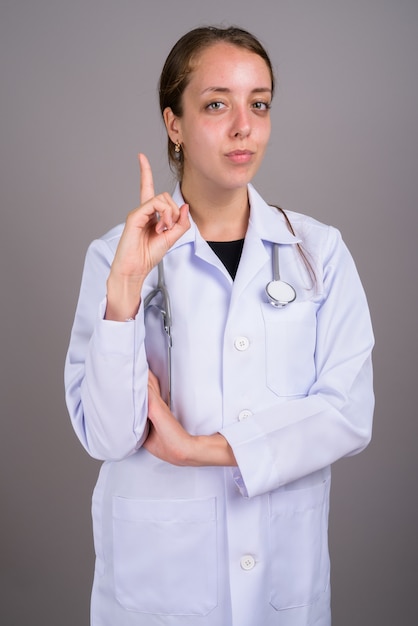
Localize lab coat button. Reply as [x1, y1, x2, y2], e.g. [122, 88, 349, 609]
[234, 336, 250, 351]
[240, 554, 256, 570]
[238, 410, 252, 421]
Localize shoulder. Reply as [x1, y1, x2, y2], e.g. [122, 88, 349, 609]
[282, 208, 331, 236]
[98, 223, 125, 251]
[282, 208, 343, 251]
[249, 184, 339, 248]
[80, 223, 124, 277]
[266, 202, 351, 283]
[86, 223, 124, 257]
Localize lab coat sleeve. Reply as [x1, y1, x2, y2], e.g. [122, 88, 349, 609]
[221, 227, 374, 498]
[64, 237, 149, 460]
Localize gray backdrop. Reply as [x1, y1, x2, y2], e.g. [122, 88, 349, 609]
[1, 1, 417, 624]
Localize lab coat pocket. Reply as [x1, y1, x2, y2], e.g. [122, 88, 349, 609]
[268, 477, 330, 610]
[112, 496, 218, 615]
[262, 301, 317, 396]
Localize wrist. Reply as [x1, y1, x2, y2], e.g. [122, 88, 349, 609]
[105, 274, 143, 321]
[189, 433, 237, 467]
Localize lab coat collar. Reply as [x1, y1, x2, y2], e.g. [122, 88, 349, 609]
[247, 184, 301, 245]
[170, 183, 301, 250]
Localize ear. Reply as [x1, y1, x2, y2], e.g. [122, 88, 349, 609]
[163, 107, 183, 145]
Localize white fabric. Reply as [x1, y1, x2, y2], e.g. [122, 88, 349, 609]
[65, 184, 374, 625]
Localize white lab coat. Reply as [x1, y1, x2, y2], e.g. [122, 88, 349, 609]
[65, 184, 374, 626]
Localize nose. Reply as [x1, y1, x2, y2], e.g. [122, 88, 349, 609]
[231, 106, 251, 139]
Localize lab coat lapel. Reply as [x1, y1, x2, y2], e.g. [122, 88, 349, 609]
[232, 185, 301, 301]
[232, 229, 269, 301]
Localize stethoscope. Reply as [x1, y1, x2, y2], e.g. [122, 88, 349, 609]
[144, 260, 173, 408]
[265, 242, 297, 307]
[144, 243, 296, 408]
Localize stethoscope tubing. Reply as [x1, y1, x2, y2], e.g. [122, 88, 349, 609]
[144, 261, 173, 408]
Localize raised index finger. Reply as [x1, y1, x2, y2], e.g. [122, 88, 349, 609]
[138, 153, 155, 205]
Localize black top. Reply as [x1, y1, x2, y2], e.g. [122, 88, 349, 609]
[207, 239, 245, 280]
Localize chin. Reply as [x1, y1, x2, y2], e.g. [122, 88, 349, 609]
[224, 171, 257, 189]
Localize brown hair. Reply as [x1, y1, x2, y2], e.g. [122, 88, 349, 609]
[158, 26, 275, 178]
[272, 205, 316, 288]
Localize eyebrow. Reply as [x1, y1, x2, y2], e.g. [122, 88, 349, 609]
[200, 86, 272, 95]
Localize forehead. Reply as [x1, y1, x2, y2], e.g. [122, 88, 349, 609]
[188, 42, 272, 90]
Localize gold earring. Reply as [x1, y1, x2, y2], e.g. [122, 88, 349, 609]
[174, 141, 181, 153]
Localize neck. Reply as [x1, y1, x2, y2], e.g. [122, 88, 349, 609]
[180, 182, 250, 241]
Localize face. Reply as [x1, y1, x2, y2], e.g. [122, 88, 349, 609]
[165, 43, 272, 197]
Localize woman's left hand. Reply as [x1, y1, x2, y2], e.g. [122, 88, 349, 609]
[144, 371, 237, 467]
[144, 371, 195, 466]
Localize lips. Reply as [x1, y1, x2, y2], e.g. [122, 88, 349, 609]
[225, 149, 254, 164]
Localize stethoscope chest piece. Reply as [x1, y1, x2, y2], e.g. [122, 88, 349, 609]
[266, 242, 297, 307]
[266, 279, 296, 307]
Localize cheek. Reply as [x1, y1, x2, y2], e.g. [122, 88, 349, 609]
[257, 117, 271, 140]
[184, 122, 221, 154]
[184, 136, 206, 161]
[255, 124, 271, 156]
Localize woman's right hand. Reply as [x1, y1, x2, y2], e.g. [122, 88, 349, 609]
[105, 153, 190, 321]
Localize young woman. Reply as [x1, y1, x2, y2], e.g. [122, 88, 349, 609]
[65, 26, 374, 626]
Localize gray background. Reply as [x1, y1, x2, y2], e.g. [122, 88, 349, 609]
[1, 1, 417, 624]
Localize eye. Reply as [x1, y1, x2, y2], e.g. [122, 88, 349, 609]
[206, 101, 226, 111]
[252, 101, 271, 111]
